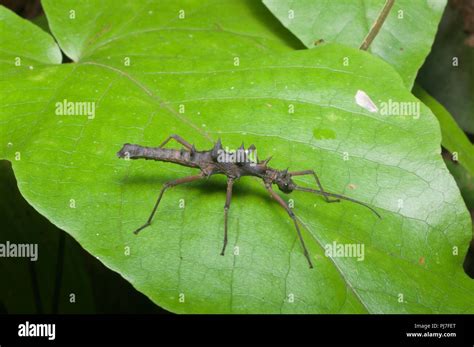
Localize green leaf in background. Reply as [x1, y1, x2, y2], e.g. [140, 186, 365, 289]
[0, 4, 61, 65]
[444, 159, 474, 211]
[31, 14, 51, 35]
[413, 84, 474, 177]
[417, 2, 474, 135]
[1, 1, 473, 313]
[262, 0, 447, 88]
[43, 0, 301, 62]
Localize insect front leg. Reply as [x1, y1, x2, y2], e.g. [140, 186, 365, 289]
[289, 170, 340, 203]
[133, 173, 204, 234]
[220, 178, 235, 256]
[265, 184, 313, 269]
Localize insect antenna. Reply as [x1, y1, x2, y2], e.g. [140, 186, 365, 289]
[294, 186, 381, 219]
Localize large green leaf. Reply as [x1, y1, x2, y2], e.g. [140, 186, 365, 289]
[263, 0, 447, 88]
[0, 1, 473, 313]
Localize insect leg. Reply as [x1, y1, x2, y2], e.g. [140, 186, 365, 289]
[221, 178, 234, 256]
[294, 185, 381, 219]
[265, 184, 313, 269]
[158, 134, 193, 151]
[289, 170, 339, 203]
[134, 173, 204, 234]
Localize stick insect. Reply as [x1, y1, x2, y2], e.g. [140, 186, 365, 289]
[117, 135, 381, 268]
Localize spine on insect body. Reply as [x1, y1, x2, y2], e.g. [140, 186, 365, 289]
[117, 143, 198, 168]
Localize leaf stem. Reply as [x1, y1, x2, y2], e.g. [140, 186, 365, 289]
[360, 0, 395, 50]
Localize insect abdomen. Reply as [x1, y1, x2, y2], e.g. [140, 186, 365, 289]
[117, 144, 198, 168]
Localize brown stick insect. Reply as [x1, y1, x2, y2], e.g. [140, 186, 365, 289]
[117, 135, 380, 268]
